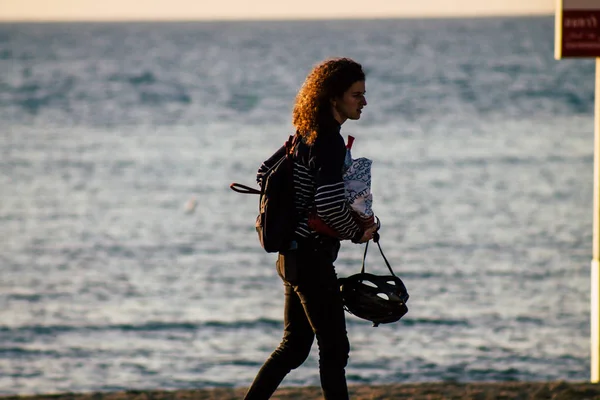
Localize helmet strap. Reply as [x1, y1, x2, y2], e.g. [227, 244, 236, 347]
[361, 234, 397, 277]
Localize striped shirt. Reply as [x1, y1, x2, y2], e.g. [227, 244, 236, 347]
[257, 126, 363, 242]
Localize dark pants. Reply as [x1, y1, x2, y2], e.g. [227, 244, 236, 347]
[244, 237, 349, 400]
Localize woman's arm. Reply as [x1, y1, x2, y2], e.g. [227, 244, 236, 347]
[313, 133, 364, 241]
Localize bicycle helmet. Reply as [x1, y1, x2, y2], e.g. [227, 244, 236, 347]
[339, 272, 409, 327]
[339, 226, 409, 327]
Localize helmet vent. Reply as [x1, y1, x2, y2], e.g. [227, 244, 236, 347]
[361, 280, 377, 288]
[377, 292, 390, 300]
[387, 280, 396, 286]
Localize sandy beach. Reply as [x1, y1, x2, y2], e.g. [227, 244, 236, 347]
[2, 382, 600, 400]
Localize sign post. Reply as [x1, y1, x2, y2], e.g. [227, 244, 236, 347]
[592, 57, 600, 383]
[556, 0, 600, 383]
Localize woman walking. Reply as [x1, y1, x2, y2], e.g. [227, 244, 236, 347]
[244, 57, 378, 400]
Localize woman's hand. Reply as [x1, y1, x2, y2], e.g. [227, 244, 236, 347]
[357, 223, 379, 243]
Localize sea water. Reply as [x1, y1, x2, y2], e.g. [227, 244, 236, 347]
[0, 17, 596, 395]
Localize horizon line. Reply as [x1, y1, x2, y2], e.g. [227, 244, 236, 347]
[0, 11, 555, 24]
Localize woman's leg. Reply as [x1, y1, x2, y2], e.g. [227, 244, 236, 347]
[243, 281, 314, 400]
[295, 239, 350, 400]
[295, 269, 349, 399]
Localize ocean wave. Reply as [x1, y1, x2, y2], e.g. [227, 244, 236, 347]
[0, 318, 282, 338]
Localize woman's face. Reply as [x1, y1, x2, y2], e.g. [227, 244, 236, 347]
[332, 80, 367, 124]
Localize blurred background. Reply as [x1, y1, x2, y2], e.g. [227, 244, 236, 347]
[0, 0, 596, 396]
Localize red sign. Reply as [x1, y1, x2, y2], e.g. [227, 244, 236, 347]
[561, 10, 600, 57]
[556, 0, 600, 58]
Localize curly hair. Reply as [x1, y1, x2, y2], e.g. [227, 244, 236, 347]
[292, 58, 365, 145]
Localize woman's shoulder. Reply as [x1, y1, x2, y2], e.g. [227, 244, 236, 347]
[312, 131, 345, 167]
[314, 130, 345, 151]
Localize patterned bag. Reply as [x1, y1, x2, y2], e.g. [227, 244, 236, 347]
[308, 135, 375, 237]
[343, 135, 374, 228]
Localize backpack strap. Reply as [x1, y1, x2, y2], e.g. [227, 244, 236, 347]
[285, 133, 301, 158]
[229, 183, 260, 194]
